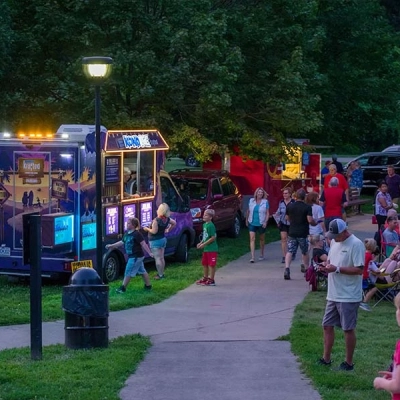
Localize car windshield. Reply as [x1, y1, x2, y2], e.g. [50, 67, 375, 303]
[187, 179, 209, 200]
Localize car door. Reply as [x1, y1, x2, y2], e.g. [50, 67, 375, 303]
[210, 178, 225, 231]
[220, 177, 239, 229]
[367, 155, 388, 186]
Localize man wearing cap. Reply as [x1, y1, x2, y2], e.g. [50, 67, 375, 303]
[318, 218, 364, 371]
[284, 188, 316, 280]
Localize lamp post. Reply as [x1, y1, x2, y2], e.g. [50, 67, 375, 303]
[82, 56, 113, 278]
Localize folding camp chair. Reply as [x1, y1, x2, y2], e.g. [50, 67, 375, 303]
[371, 268, 400, 308]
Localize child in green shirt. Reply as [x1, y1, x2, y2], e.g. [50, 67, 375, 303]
[196, 209, 218, 286]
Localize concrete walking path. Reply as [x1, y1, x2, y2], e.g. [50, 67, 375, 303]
[0, 214, 374, 400]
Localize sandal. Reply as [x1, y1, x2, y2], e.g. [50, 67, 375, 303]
[154, 274, 165, 280]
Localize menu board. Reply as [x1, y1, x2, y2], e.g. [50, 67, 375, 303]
[140, 202, 153, 227]
[82, 222, 96, 251]
[104, 156, 121, 184]
[123, 204, 136, 231]
[105, 206, 119, 236]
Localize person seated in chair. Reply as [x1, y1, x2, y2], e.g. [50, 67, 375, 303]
[383, 216, 400, 258]
[123, 167, 139, 198]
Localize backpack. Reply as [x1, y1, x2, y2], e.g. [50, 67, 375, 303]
[305, 265, 317, 291]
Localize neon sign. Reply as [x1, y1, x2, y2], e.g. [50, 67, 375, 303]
[122, 134, 151, 149]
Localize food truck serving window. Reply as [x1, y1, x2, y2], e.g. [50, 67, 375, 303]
[123, 151, 155, 199]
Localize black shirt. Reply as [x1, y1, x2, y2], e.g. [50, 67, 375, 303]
[286, 201, 312, 238]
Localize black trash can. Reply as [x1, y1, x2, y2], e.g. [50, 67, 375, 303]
[62, 268, 109, 349]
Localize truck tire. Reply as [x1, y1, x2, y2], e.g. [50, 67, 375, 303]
[104, 253, 120, 282]
[175, 233, 189, 263]
[227, 213, 241, 238]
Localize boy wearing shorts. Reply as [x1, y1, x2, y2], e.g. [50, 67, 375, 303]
[196, 209, 218, 286]
[105, 218, 153, 293]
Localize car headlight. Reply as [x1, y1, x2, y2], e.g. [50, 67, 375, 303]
[190, 208, 202, 219]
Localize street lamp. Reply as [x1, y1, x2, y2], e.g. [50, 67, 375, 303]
[82, 56, 113, 279]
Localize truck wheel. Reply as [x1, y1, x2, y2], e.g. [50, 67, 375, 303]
[227, 214, 241, 238]
[175, 234, 189, 263]
[104, 253, 120, 282]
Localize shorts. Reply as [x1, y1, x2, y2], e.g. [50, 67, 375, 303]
[322, 301, 359, 331]
[202, 252, 218, 267]
[287, 236, 308, 255]
[248, 224, 266, 234]
[149, 237, 167, 249]
[125, 257, 146, 278]
[278, 223, 290, 233]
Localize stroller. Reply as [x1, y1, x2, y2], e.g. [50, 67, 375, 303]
[305, 257, 328, 292]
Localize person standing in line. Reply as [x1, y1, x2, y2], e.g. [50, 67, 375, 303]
[143, 203, 176, 279]
[324, 164, 349, 200]
[317, 219, 364, 371]
[346, 161, 363, 195]
[375, 180, 394, 230]
[246, 187, 269, 263]
[319, 177, 347, 231]
[306, 191, 325, 236]
[386, 165, 400, 205]
[195, 209, 218, 286]
[284, 188, 316, 280]
[274, 188, 295, 264]
[331, 154, 344, 174]
[106, 218, 153, 293]
[321, 161, 331, 186]
[374, 292, 400, 398]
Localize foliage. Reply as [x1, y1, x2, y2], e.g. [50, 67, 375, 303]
[0, 0, 400, 156]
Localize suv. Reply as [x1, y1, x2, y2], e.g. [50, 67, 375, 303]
[344, 152, 400, 188]
[170, 169, 243, 239]
[383, 145, 400, 152]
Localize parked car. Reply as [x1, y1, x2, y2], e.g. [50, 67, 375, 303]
[344, 151, 400, 188]
[383, 145, 400, 152]
[169, 169, 243, 240]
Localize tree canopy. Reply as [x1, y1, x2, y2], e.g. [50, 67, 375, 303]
[1, 0, 400, 160]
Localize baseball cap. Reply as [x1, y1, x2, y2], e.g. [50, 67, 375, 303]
[327, 218, 347, 239]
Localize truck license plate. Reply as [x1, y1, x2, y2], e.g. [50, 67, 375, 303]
[71, 260, 93, 273]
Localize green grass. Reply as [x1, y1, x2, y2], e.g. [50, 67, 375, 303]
[0, 227, 280, 326]
[0, 334, 151, 400]
[290, 291, 397, 400]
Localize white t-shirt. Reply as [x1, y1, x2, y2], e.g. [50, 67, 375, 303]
[326, 234, 365, 302]
[309, 204, 324, 235]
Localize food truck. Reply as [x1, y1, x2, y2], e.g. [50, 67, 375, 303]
[0, 125, 195, 282]
[203, 140, 321, 214]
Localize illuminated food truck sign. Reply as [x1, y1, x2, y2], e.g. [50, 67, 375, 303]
[105, 130, 169, 152]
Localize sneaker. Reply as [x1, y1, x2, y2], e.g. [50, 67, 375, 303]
[204, 278, 216, 286]
[300, 264, 306, 273]
[154, 274, 165, 280]
[334, 361, 354, 371]
[284, 269, 291, 280]
[116, 286, 126, 294]
[144, 284, 152, 290]
[317, 358, 332, 366]
[196, 277, 208, 285]
[359, 302, 371, 312]
[281, 257, 285, 264]
[258, 256, 265, 261]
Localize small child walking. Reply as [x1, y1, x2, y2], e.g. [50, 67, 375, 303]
[105, 217, 153, 293]
[196, 209, 218, 286]
[374, 292, 400, 398]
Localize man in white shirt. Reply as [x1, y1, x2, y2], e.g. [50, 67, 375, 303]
[317, 219, 364, 371]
